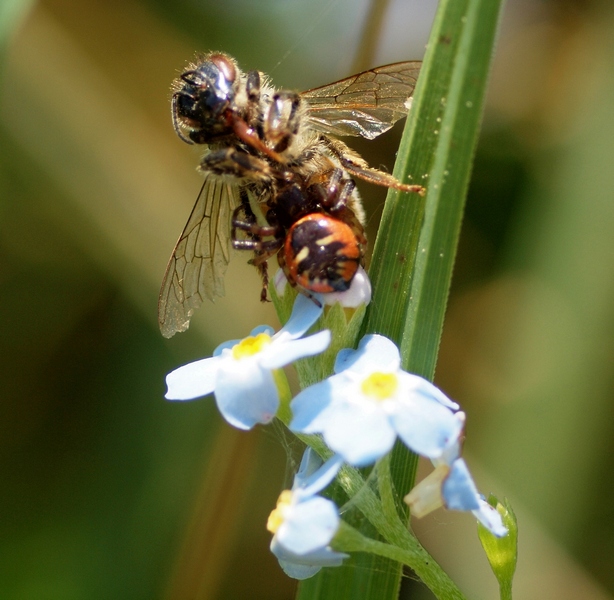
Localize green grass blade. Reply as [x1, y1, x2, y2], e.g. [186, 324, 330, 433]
[297, 0, 505, 598]
[365, 0, 504, 376]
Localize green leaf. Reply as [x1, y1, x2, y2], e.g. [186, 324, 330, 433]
[297, 0, 505, 597]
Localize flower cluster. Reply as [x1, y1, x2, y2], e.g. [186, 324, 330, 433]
[165, 292, 507, 579]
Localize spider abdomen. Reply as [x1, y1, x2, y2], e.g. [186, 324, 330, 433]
[282, 214, 361, 293]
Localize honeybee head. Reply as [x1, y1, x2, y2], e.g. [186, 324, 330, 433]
[171, 53, 239, 144]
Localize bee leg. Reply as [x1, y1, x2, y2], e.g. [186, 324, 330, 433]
[321, 135, 425, 194]
[248, 67, 290, 161]
[264, 91, 301, 154]
[200, 148, 273, 181]
[245, 69, 261, 124]
[341, 159, 424, 194]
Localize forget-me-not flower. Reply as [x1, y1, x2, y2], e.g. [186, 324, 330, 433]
[268, 448, 347, 579]
[165, 295, 330, 430]
[404, 436, 507, 537]
[290, 334, 463, 466]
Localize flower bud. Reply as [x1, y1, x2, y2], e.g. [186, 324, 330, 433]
[477, 495, 517, 597]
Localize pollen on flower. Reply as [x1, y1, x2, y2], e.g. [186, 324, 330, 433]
[232, 333, 272, 360]
[361, 372, 398, 400]
[266, 490, 293, 533]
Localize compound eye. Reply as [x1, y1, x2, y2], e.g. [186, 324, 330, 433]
[208, 53, 237, 86]
[171, 54, 239, 142]
[192, 59, 236, 116]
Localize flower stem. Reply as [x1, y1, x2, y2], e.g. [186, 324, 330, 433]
[334, 522, 468, 600]
[499, 581, 513, 600]
[376, 454, 402, 524]
[290, 424, 466, 598]
[273, 368, 293, 425]
[334, 458, 466, 600]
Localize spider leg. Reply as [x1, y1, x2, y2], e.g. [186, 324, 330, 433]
[231, 202, 284, 301]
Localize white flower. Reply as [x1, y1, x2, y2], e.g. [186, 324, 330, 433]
[165, 295, 329, 429]
[290, 334, 462, 466]
[268, 449, 347, 579]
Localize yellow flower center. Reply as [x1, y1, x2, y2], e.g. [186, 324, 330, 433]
[361, 372, 398, 401]
[232, 333, 272, 360]
[266, 490, 293, 534]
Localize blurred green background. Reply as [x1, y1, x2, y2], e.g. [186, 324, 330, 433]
[1, 0, 614, 598]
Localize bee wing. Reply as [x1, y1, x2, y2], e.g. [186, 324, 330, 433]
[302, 61, 421, 140]
[158, 175, 241, 338]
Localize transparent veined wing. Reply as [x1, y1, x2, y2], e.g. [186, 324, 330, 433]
[158, 175, 240, 338]
[302, 61, 421, 140]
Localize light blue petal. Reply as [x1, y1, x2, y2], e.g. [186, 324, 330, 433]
[250, 324, 275, 336]
[277, 559, 322, 580]
[290, 379, 337, 433]
[437, 431, 463, 466]
[321, 401, 396, 466]
[441, 459, 481, 511]
[334, 334, 400, 375]
[401, 372, 459, 410]
[278, 294, 323, 340]
[165, 356, 220, 400]
[473, 499, 508, 537]
[288, 547, 347, 566]
[215, 361, 279, 429]
[213, 339, 241, 356]
[274, 544, 347, 568]
[261, 330, 331, 370]
[297, 454, 343, 498]
[295, 447, 324, 484]
[271, 540, 347, 579]
[277, 496, 339, 554]
[390, 393, 462, 458]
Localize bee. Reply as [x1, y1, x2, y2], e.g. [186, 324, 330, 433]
[159, 52, 422, 338]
